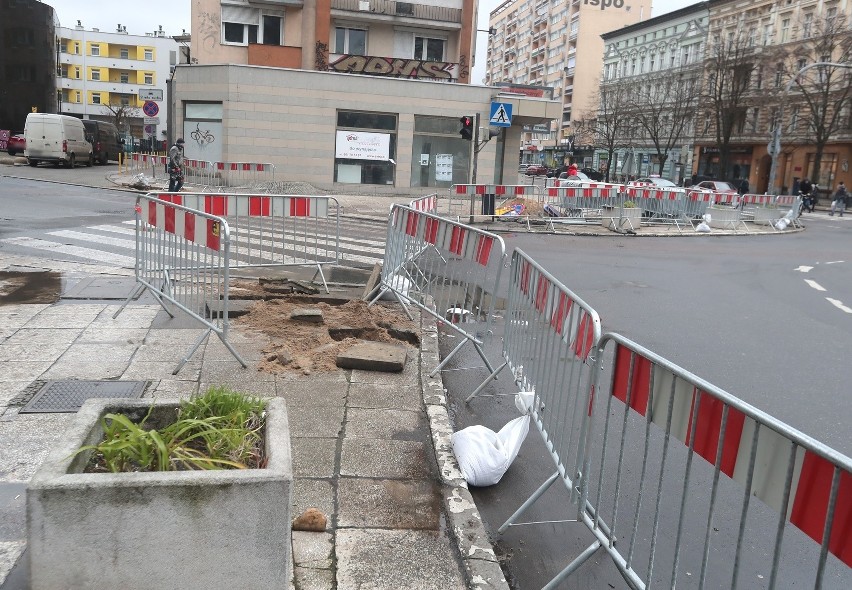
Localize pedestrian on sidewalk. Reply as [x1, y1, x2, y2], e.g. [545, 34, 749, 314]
[830, 181, 847, 217]
[168, 138, 185, 192]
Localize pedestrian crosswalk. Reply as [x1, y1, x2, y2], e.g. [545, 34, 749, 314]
[0, 216, 389, 271]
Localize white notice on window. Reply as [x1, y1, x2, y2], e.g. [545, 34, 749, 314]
[436, 154, 453, 182]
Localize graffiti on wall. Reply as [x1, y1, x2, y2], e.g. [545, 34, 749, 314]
[329, 55, 458, 80]
[315, 41, 329, 71]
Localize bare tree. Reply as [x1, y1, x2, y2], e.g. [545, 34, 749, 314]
[784, 13, 852, 187]
[581, 78, 635, 182]
[700, 25, 759, 179]
[629, 67, 701, 176]
[103, 103, 141, 134]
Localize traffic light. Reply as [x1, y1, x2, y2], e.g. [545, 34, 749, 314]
[459, 116, 474, 141]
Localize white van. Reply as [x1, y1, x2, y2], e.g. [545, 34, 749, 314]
[24, 113, 93, 168]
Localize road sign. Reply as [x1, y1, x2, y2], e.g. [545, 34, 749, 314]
[139, 89, 163, 101]
[144, 117, 160, 125]
[144, 125, 153, 134]
[489, 102, 513, 127]
[142, 101, 159, 117]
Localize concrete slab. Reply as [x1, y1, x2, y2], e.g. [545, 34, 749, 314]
[0, 361, 54, 382]
[292, 478, 334, 524]
[20, 305, 103, 329]
[205, 299, 255, 318]
[0, 413, 76, 481]
[286, 405, 345, 438]
[291, 531, 334, 569]
[290, 308, 324, 323]
[340, 439, 430, 479]
[347, 382, 421, 410]
[0, 482, 26, 541]
[336, 341, 408, 372]
[291, 438, 337, 478]
[349, 348, 419, 385]
[275, 379, 348, 408]
[345, 408, 423, 440]
[336, 529, 466, 590]
[337, 478, 441, 529]
[60, 276, 140, 300]
[0, 541, 25, 583]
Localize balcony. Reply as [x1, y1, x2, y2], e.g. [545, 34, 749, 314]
[330, 0, 462, 26]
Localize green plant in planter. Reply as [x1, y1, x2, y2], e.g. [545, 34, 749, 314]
[622, 200, 637, 208]
[77, 387, 266, 473]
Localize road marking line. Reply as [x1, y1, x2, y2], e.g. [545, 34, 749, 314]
[826, 298, 852, 313]
[795, 266, 813, 273]
[0, 237, 135, 267]
[825, 260, 845, 264]
[804, 279, 826, 291]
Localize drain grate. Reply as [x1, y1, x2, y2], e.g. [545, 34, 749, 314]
[19, 380, 148, 413]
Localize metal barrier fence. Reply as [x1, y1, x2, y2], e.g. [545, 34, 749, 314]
[576, 332, 851, 589]
[773, 195, 804, 229]
[183, 158, 215, 187]
[152, 192, 341, 291]
[210, 161, 276, 189]
[370, 204, 506, 375]
[113, 194, 246, 374]
[129, 153, 169, 179]
[543, 186, 621, 225]
[409, 193, 439, 213]
[448, 184, 541, 221]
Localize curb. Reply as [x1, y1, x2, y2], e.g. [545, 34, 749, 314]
[420, 315, 509, 590]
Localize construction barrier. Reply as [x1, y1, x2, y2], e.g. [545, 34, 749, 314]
[113, 194, 246, 373]
[543, 186, 621, 225]
[409, 193, 439, 213]
[183, 158, 215, 187]
[773, 195, 805, 229]
[574, 332, 852, 589]
[625, 186, 692, 231]
[448, 184, 541, 221]
[702, 192, 750, 232]
[370, 204, 505, 375]
[129, 153, 169, 179]
[741, 193, 778, 223]
[152, 192, 341, 290]
[211, 161, 276, 189]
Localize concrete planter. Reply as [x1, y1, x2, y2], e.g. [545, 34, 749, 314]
[27, 397, 292, 590]
[751, 206, 781, 226]
[602, 206, 642, 230]
[707, 206, 743, 229]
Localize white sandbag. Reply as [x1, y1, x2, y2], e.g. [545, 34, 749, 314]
[451, 415, 530, 487]
[379, 274, 412, 300]
[775, 218, 789, 230]
[695, 221, 711, 233]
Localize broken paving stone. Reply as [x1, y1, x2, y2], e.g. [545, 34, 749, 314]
[328, 326, 360, 340]
[290, 308, 324, 323]
[336, 341, 407, 372]
[292, 507, 328, 532]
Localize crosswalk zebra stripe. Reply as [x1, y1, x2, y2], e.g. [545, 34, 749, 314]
[48, 230, 136, 250]
[1, 236, 136, 267]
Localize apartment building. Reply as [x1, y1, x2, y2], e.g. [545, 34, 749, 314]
[486, 0, 651, 167]
[173, 0, 561, 191]
[57, 24, 181, 145]
[696, 0, 851, 194]
[599, 2, 708, 182]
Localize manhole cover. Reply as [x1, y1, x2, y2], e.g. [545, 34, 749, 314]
[19, 380, 148, 413]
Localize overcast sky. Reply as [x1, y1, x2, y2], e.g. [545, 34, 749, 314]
[49, 0, 694, 82]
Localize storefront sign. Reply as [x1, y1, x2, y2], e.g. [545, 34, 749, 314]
[335, 131, 391, 161]
[329, 55, 457, 80]
[436, 154, 453, 182]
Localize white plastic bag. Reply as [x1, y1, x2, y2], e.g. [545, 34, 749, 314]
[775, 218, 790, 230]
[379, 273, 412, 300]
[695, 221, 711, 233]
[451, 415, 530, 487]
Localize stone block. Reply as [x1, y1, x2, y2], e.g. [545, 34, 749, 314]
[336, 341, 407, 372]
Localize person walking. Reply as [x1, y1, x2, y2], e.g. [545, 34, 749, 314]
[168, 138, 185, 192]
[830, 181, 847, 217]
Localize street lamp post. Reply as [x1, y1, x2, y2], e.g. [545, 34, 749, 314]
[767, 61, 852, 195]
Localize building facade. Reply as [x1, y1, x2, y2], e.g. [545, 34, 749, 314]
[485, 0, 651, 168]
[0, 0, 57, 133]
[599, 3, 708, 182]
[192, 0, 477, 84]
[696, 0, 852, 195]
[178, 0, 559, 192]
[56, 24, 181, 146]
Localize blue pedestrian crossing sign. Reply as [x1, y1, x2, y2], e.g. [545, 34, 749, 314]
[489, 102, 513, 127]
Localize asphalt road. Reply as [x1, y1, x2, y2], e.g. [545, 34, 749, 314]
[440, 217, 852, 589]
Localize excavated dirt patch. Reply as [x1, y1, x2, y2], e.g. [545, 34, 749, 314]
[236, 296, 419, 375]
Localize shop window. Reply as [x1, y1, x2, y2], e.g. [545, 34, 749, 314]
[334, 27, 366, 55]
[335, 110, 397, 186]
[410, 116, 471, 188]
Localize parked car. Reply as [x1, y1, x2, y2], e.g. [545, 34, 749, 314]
[525, 164, 548, 176]
[6, 133, 25, 156]
[629, 176, 679, 188]
[82, 120, 122, 164]
[555, 170, 590, 186]
[579, 167, 605, 181]
[24, 113, 93, 168]
[690, 180, 738, 194]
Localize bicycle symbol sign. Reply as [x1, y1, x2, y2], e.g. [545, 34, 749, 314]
[142, 101, 159, 117]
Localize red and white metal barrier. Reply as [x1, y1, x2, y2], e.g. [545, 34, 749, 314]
[448, 184, 541, 221]
[409, 193, 438, 213]
[211, 161, 276, 189]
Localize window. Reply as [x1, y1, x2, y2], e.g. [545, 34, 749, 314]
[144, 73, 153, 85]
[120, 48, 129, 59]
[781, 18, 790, 42]
[681, 45, 691, 65]
[144, 49, 153, 60]
[262, 15, 282, 45]
[802, 13, 813, 38]
[74, 91, 81, 103]
[414, 37, 445, 61]
[74, 67, 80, 79]
[788, 106, 799, 132]
[335, 110, 397, 186]
[120, 73, 129, 83]
[92, 93, 102, 104]
[120, 95, 130, 106]
[649, 52, 656, 71]
[60, 40, 67, 53]
[91, 69, 101, 81]
[91, 44, 100, 56]
[222, 6, 260, 45]
[334, 27, 367, 55]
[410, 115, 471, 188]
